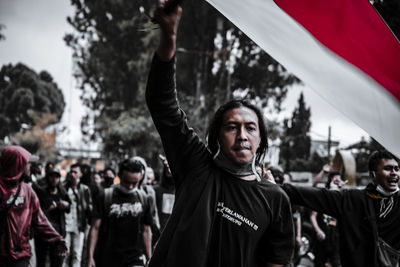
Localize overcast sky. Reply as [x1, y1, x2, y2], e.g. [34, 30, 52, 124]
[0, 0, 368, 149]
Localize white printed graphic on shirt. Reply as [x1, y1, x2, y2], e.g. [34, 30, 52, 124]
[216, 202, 259, 231]
[109, 202, 143, 218]
[6, 194, 25, 207]
[161, 193, 175, 214]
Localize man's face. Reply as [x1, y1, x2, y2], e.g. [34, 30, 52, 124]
[373, 158, 400, 192]
[70, 167, 82, 184]
[105, 170, 115, 179]
[120, 170, 144, 189]
[146, 168, 155, 185]
[218, 107, 260, 165]
[48, 173, 60, 188]
[24, 163, 31, 176]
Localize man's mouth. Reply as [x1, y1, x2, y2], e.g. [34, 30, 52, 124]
[233, 145, 250, 151]
[388, 177, 399, 186]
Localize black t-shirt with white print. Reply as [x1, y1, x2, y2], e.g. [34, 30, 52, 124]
[93, 185, 153, 267]
[207, 173, 294, 267]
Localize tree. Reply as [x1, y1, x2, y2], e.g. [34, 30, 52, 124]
[66, 0, 300, 165]
[372, 0, 400, 39]
[65, 0, 162, 164]
[280, 92, 312, 171]
[0, 63, 65, 141]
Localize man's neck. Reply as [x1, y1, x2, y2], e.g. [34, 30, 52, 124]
[237, 174, 257, 181]
[120, 181, 138, 190]
[50, 186, 58, 195]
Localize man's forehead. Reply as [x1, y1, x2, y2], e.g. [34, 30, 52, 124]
[379, 158, 399, 167]
[222, 107, 259, 124]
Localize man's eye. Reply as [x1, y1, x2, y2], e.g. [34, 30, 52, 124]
[247, 126, 256, 131]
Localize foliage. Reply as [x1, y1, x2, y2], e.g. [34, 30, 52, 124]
[0, 63, 65, 140]
[372, 0, 400, 39]
[66, 0, 299, 164]
[279, 92, 312, 171]
[65, 0, 161, 164]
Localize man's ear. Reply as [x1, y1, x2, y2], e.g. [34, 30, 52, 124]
[370, 171, 376, 179]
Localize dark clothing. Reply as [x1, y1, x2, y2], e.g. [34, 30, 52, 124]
[0, 258, 30, 267]
[35, 237, 64, 267]
[146, 55, 294, 267]
[62, 181, 92, 232]
[314, 213, 341, 267]
[0, 182, 62, 261]
[34, 185, 70, 267]
[282, 183, 400, 267]
[35, 184, 71, 237]
[93, 185, 153, 267]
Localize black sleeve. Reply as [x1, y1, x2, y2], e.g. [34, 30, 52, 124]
[261, 189, 295, 264]
[282, 184, 343, 219]
[145, 54, 212, 189]
[92, 188, 105, 219]
[32, 182, 52, 211]
[60, 188, 71, 213]
[143, 194, 154, 227]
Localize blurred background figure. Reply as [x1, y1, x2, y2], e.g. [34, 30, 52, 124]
[154, 154, 175, 237]
[146, 167, 158, 186]
[310, 171, 346, 267]
[35, 166, 70, 267]
[63, 164, 92, 267]
[92, 172, 102, 185]
[101, 167, 116, 188]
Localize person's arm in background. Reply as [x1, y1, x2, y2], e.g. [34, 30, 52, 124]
[88, 218, 101, 267]
[312, 164, 331, 187]
[295, 211, 302, 247]
[310, 211, 325, 241]
[282, 184, 343, 219]
[143, 224, 152, 263]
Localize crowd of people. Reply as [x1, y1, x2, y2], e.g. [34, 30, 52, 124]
[0, 147, 176, 267]
[1, 1, 400, 267]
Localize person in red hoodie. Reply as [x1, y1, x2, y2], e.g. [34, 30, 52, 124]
[0, 146, 67, 267]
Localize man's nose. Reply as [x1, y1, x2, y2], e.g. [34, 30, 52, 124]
[237, 126, 248, 140]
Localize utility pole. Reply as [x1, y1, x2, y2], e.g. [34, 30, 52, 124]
[327, 126, 332, 159]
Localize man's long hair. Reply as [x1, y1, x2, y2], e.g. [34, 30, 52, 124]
[206, 99, 268, 165]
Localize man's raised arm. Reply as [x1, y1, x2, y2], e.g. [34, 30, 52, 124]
[153, 0, 182, 61]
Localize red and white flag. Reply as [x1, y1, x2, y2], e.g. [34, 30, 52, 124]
[206, 0, 400, 156]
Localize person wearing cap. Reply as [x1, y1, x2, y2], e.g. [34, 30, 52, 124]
[0, 146, 67, 267]
[88, 158, 153, 267]
[144, 1, 294, 266]
[281, 150, 400, 267]
[34, 166, 71, 267]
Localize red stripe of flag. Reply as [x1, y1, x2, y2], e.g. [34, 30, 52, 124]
[274, 0, 400, 101]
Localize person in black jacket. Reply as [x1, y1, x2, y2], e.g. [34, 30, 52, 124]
[35, 167, 70, 267]
[282, 150, 400, 267]
[145, 1, 294, 266]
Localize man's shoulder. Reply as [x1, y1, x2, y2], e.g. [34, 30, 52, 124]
[257, 180, 290, 198]
[79, 183, 90, 192]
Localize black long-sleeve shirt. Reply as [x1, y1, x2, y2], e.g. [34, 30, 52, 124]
[282, 183, 400, 267]
[146, 54, 294, 267]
